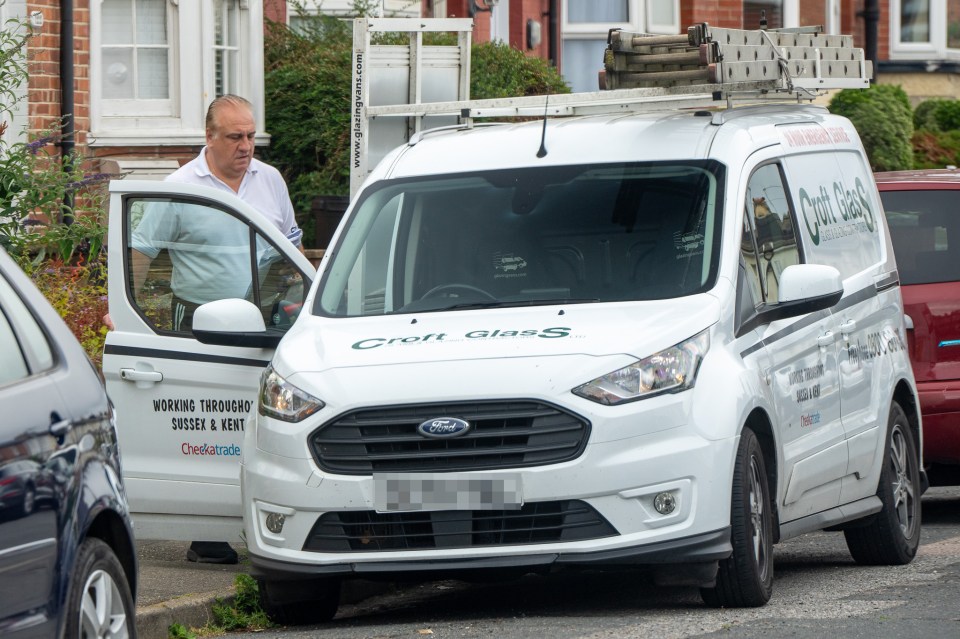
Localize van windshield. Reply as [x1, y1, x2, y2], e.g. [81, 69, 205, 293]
[315, 161, 724, 317]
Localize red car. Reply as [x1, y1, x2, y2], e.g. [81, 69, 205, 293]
[876, 169, 960, 485]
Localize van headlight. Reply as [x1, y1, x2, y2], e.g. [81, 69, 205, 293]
[259, 365, 325, 422]
[573, 331, 709, 405]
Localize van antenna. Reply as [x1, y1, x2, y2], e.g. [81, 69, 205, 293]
[536, 96, 549, 158]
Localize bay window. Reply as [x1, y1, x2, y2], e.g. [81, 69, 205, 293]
[891, 0, 960, 60]
[561, 1, 679, 93]
[91, 0, 265, 146]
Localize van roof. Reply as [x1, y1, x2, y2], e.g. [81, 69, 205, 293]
[383, 104, 842, 179]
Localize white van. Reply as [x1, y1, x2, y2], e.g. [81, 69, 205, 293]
[103, 30, 924, 625]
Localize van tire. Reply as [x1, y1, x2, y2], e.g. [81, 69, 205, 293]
[844, 402, 921, 565]
[63, 538, 136, 638]
[257, 576, 341, 625]
[701, 426, 773, 608]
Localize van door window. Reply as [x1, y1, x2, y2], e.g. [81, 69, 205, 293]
[784, 151, 879, 276]
[126, 197, 306, 335]
[742, 164, 800, 304]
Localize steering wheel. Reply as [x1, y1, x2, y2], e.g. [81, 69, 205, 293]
[419, 283, 497, 301]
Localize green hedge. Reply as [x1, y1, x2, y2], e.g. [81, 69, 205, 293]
[828, 84, 914, 172]
[913, 98, 960, 131]
[262, 18, 569, 247]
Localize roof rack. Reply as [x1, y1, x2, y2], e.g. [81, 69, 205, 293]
[350, 20, 872, 196]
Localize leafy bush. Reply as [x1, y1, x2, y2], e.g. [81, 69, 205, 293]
[828, 84, 914, 171]
[912, 129, 960, 169]
[28, 257, 109, 370]
[262, 17, 568, 246]
[1, 14, 112, 368]
[471, 41, 570, 99]
[913, 98, 960, 131]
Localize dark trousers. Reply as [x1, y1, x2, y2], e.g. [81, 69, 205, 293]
[171, 295, 201, 333]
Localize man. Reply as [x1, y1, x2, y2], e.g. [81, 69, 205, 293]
[129, 95, 303, 564]
[131, 94, 303, 332]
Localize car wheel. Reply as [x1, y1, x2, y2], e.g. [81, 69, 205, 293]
[844, 401, 921, 565]
[63, 538, 136, 638]
[257, 576, 341, 625]
[701, 426, 774, 607]
[20, 484, 36, 517]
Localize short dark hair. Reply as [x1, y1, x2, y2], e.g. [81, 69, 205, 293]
[205, 95, 254, 132]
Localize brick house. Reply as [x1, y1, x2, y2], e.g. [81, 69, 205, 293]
[1, 1, 957, 192]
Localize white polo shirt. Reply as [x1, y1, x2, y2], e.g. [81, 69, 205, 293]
[131, 149, 303, 305]
[167, 147, 302, 245]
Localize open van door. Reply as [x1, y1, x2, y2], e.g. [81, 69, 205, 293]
[102, 180, 316, 541]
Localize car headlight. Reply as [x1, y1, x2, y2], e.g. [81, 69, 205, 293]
[259, 365, 325, 422]
[573, 331, 710, 405]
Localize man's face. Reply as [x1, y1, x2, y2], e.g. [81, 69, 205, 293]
[206, 104, 256, 182]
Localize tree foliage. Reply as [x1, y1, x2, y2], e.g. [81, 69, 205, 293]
[828, 84, 914, 172]
[913, 98, 960, 132]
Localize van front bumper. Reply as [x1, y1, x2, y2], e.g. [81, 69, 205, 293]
[241, 407, 741, 576]
[248, 525, 731, 586]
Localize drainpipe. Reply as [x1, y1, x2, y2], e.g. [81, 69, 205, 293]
[859, 0, 879, 83]
[547, 0, 559, 68]
[60, 0, 75, 223]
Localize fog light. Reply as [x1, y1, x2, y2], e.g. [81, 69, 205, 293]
[265, 512, 286, 534]
[653, 491, 676, 515]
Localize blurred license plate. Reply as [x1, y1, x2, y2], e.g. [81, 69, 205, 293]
[373, 473, 523, 512]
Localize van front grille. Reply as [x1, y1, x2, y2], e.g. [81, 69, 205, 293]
[309, 401, 590, 475]
[302, 500, 616, 552]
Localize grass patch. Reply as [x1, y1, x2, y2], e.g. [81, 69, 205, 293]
[167, 574, 273, 638]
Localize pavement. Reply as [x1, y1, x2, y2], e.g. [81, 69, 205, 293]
[134, 540, 392, 639]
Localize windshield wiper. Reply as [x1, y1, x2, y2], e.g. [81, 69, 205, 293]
[432, 298, 600, 312]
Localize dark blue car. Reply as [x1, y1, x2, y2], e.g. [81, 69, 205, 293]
[0, 247, 137, 637]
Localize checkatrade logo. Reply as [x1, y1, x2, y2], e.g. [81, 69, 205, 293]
[181, 443, 241, 457]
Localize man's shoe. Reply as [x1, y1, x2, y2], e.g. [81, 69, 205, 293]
[186, 541, 239, 564]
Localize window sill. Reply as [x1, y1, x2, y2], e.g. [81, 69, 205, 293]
[88, 130, 207, 147]
[88, 131, 272, 148]
[877, 59, 960, 74]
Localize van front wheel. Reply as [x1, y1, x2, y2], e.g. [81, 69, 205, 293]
[701, 426, 774, 608]
[844, 402, 921, 565]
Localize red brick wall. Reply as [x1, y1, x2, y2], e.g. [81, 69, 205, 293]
[682, 0, 744, 30]
[878, 0, 890, 60]
[264, 0, 286, 24]
[799, 0, 827, 27]
[435, 0, 556, 60]
[511, 0, 552, 58]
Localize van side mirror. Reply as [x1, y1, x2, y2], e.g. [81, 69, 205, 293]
[777, 264, 842, 304]
[757, 264, 843, 324]
[192, 299, 282, 348]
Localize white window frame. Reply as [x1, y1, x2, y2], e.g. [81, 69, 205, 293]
[97, 0, 175, 118]
[90, 0, 265, 147]
[890, 0, 957, 60]
[560, 1, 678, 93]
[204, 0, 247, 104]
[561, 0, 639, 37]
[826, 0, 841, 35]
[645, 0, 680, 35]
